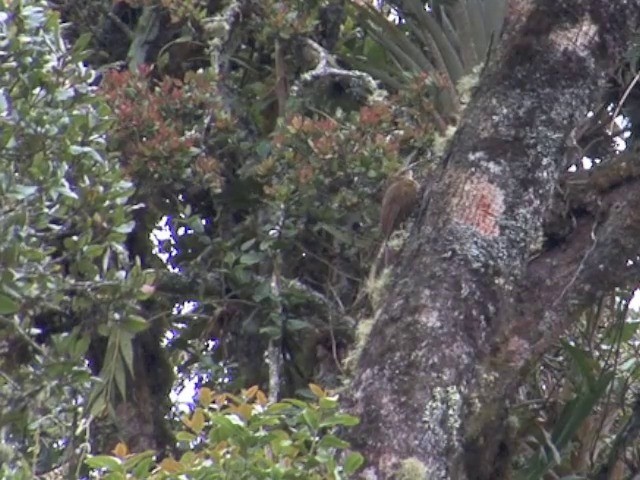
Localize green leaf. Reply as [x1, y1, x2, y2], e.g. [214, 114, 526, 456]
[320, 413, 360, 428]
[55, 180, 79, 199]
[187, 215, 204, 234]
[88, 385, 107, 417]
[239, 251, 263, 265]
[113, 359, 127, 400]
[63, 236, 79, 251]
[75, 258, 99, 278]
[71, 32, 93, 54]
[114, 221, 135, 234]
[176, 431, 197, 442]
[121, 315, 149, 334]
[552, 372, 613, 449]
[317, 434, 349, 449]
[253, 281, 273, 302]
[85, 456, 124, 472]
[318, 397, 339, 410]
[208, 414, 248, 443]
[232, 265, 251, 283]
[0, 294, 19, 314]
[69, 145, 105, 164]
[603, 321, 640, 345]
[285, 318, 311, 331]
[265, 402, 292, 414]
[363, 37, 388, 66]
[127, 454, 155, 477]
[282, 398, 308, 409]
[302, 408, 320, 430]
[223, 251, 236, 265]
[119, 331, 135, 376]
[72, 334, 91, 358]
[8, 185, 38, 199]
[256, 141, 271, 159]
[561, 341, 597, 387]
[259, 326, 281, 338]
[240, 238, 256, 251]
[83, 244, 105, 258]
[344, 452, 365, 474]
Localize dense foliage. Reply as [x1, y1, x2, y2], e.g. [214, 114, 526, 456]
[87, 384, 362, 479]
[0, 2, 144, 476]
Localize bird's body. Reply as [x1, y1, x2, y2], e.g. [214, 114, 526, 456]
[380, 171, 419, 238]
[356, 169, 420, 308]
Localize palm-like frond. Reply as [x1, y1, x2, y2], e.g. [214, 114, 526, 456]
[342, 0, 506, 118]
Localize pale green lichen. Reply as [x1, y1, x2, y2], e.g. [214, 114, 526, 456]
[343, 231, 403, 369]
[343, 315, 376, 372]
[445, 386, 462, 432]
[432, 64, 483, 156]
[456, 64, 483, 106]
[367, 265, 392, 310]
[387, 228, 410, 249]
[464, 367, 500, 439]
[396, 457, 429, 480]
[432, 125, 458, 156]
[423, 385, 463, 446]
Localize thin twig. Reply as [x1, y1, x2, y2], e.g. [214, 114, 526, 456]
[609, 70, 640, 135]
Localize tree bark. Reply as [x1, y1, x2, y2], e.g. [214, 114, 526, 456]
[348, 2, 640, 479]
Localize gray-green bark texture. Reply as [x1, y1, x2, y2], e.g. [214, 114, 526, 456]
[348, 1, 640, 478]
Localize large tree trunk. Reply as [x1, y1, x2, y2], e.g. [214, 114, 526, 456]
[348, 2, 640, 478]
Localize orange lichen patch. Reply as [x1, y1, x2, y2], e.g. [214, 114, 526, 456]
[451, 174, 504, 237]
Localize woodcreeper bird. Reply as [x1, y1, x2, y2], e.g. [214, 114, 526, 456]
[380, 168, 419, 239]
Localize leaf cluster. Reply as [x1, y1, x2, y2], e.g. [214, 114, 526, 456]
[514, 291, 640, 478]
[0, 1, 154, 473]
[86, 384, 363, 479]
